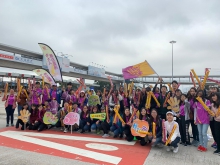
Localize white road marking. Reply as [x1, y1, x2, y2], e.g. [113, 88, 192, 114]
[85, 143, 118, 151]
[2, 131, 135, 145]
[0, 131, 121, 164]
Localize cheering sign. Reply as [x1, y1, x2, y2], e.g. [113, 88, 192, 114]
[63, 112, 80, 126]
[90, 113, 106, 120]
[88, 95, 100, 106]
[43, 112, 58, 125]
[18, 109, 31, 123]
[131, 119, 150, 137]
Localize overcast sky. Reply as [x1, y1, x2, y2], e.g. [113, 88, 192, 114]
[1, 0, 220, 77]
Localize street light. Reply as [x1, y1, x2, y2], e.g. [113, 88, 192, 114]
[170, 41, 176, 81]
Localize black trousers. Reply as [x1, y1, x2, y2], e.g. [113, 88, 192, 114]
[33, 121, 46, 131]
[5, 105, 15, 124]
[210, 119, 216, 142]
[179, 116, 190, 143]
[214, 121, 220, 150]
[101, 122, 110, 134]
[124, 125, 134, 142]
[16, 119, 29, 130]
[136, 136, 148, 146]
[189, 120, 199, 141]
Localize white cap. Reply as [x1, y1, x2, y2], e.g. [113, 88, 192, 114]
[166, 111, 174, 116]
[80, 90, 85, 93]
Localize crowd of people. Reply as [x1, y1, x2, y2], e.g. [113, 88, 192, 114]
[1, 78, 220, 155]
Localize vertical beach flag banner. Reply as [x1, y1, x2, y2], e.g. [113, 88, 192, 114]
[38, 43, 63, 82]
[33, 69, 56, 85]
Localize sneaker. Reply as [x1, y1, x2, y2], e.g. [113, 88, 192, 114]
[213, 150, 220, 155]
[211, 142, 216, 147]
[166, 146, 171, 152]
[11, 123, 14, 127]
[60, 127, 63, 131]
[80, 130, 85, 134]
[201, 146, 207, 152]
[173, 147, 179, 153]
[113, 135, 118, 138]
[119, 134, 123, 139]
[6, 124, 9, 127]
[64, 128, 68, 133]
[151, 143, 156, 147]
[102, 134, 109, 138]
[197, 145, 202, 151]
[91, 129, 96, 133]
[15, 122, 19, 129]
[97, 131, 101, 135]
[157, 143, 164, 148]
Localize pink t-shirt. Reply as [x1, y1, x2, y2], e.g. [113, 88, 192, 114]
[193, 100, 210, 124]
[8, 95, 15, 105]
[179, 104, 185, 116]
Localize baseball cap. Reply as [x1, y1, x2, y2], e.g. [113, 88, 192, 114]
[166, 111, 174, 116]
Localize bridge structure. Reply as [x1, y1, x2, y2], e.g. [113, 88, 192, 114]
[0, 43, 220, 86]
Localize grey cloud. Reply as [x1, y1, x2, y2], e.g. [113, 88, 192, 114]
[1, 0, 220, 77]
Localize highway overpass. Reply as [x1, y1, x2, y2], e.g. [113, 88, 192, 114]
[0, 43, 220, 85]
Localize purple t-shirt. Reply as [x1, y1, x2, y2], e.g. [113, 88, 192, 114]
[51, 90, 57, 100]
[189, 99, 195, 112]
[71, 95, 77, 103]
[42, 88, 50, 104]
[8, 95, 15, 105]
[32, 88, 42, 105]
[193, 100, 210, 124]
[179, 104, 185, 116]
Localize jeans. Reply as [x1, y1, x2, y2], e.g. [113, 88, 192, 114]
[5, 105, 15, 124]
[168, 137, 180, 148]
[152, 137, 162, 146]
[197, 124, 209, 148]
[17, 105, 22, 116]
[91, 123, 100, 130]
[80, 120, 91, 131]
[110, 125, 120, 136]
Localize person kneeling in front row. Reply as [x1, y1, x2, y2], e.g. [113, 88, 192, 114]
[165, 111, 180, 153]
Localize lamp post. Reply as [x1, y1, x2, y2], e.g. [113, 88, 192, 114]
[170, 41, 176, 81]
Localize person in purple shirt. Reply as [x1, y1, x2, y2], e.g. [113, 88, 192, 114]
[2, 89, 17, 127]
[31, 82, 42, 105]
[42, 83, 51, 105]
[50, 85, 62, 105]
[193, 90, 210, 152]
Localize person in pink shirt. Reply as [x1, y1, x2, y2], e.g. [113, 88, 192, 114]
[193, 90, 210, 152]
[2, 89, 17, 127]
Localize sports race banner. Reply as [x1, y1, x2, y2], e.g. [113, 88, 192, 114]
[33, 69, 56, 85]
[38, 43, 63, 82]
[90, 113, 106, 120]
